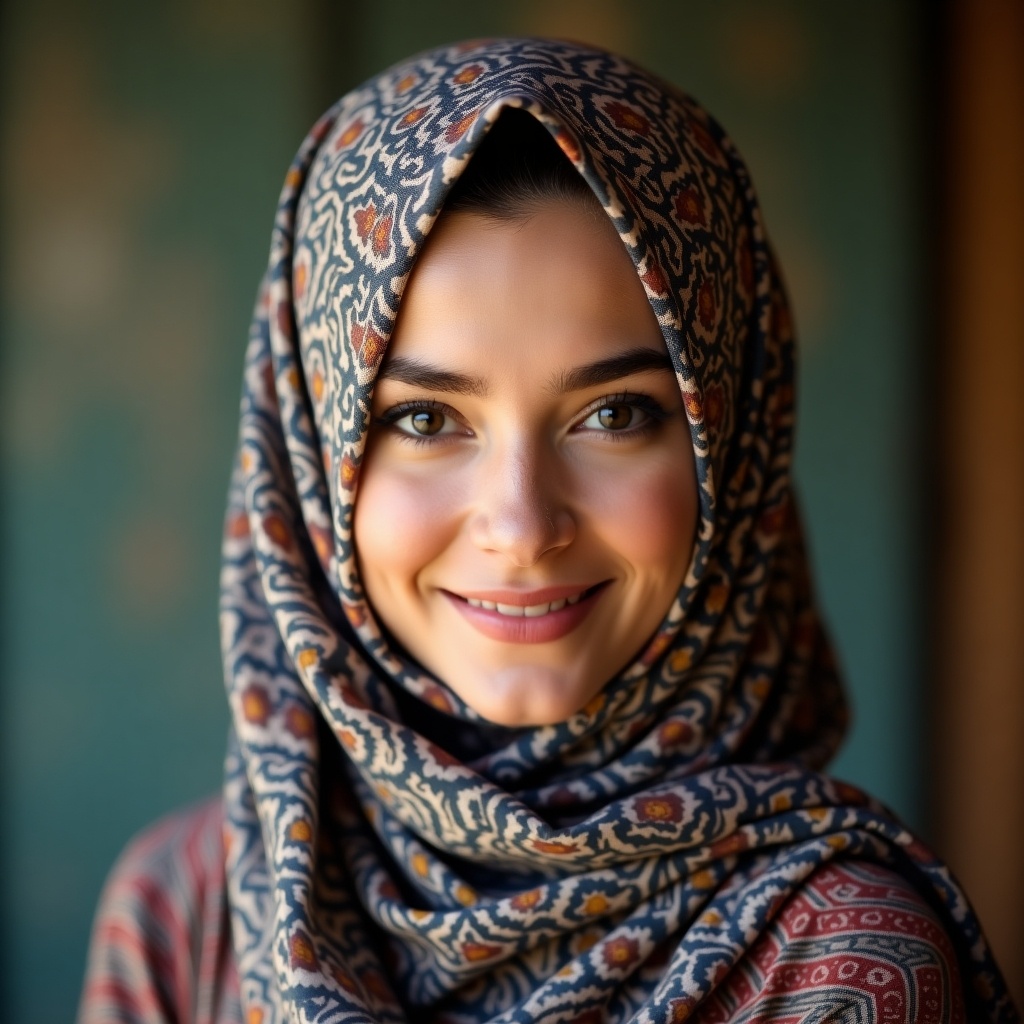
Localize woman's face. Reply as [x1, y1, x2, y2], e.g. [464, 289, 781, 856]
[354, 200, 698, 726]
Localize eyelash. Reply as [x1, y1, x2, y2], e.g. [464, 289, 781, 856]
[375, 392, 670, 446]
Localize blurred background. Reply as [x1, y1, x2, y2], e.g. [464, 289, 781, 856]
[2, 0, 1021, 1019]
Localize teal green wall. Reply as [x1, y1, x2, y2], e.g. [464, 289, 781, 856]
[2, 2, 924, 1019]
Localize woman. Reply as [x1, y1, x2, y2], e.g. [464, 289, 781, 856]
[79, 37, 1018, 1023]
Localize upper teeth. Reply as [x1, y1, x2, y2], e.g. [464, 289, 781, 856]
[466, 594, 582, 616]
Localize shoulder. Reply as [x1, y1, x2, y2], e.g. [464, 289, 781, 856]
[702, 859, 968, 1024]
[90, 795, 227, 946]
[79, 796, 238, 1024]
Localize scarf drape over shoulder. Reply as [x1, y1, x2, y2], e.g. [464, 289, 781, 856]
[219, 37, 1014, 1023]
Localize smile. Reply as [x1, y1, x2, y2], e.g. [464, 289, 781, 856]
[443, 583, 609, 643]
[464, 593, 584, 616]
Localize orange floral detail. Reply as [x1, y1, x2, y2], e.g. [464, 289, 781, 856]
[262, 513, 292, 551]
[750, 677, 771, 700]
[770, 792, 792, 813]
[452, 63, 484, 85]
[422, 685, 453, 713]
[371, 213, 392, 256]
[511, 888, 543, 911]
[338, 728, 358, 751]
[463, 941, 502, 962]
[241, 685, 271, 726]
[577, 929, 601, 951]
[641, 264, 667, 295]
[669, 997, 696, 1023]
[583, 893, 610, 916]
[602, 935, 639, 969]
[668, 648, 692, 674]
[343, 600, 366, 628]
[454, 885, 477, 906]
[401, 105, 429, 126]
[697, 278, 716, 328]
[293, 262, 308, 299]
[700, 909, 722, 927]
[285, 168, 302, 190]
[363, 329, 385, 367]
[708, 832, 748, 858]
[683, 391, 702, 421]
[332, 966, 358, 993]
[339, 454, 359, 490]
[240, 449, 254, 473]
[285, 705, 316, 739]
[289, 930, 317, 971]
[247, 1009, 264, 1024]
[531, 838, 577, 856]
[826, 834, 848, 850]
[287, 367, 301, 391]
[605, 101, 651, 136]
[705, 583, 729, 614]
[835, 781, 866, 805]
[581, 692, 606, 717]
[642, 631, 672, 665]
[395, 74, 416, 93]
[554, 129, 580, 163]
[311, 368, 324, 402]
[691, 868, 714, 888]
[411, 852, 429, 877]
[445, 109, 478, 143]
[309, 525, 332, 563]
[227, 511, 249, 539]
[674, 187, 706, 226]
[690, 120, 719, 158]
[658, 719, 692, 747]
[354, 202, 378, 242]
[806, 807, 829, 823]
[635, 794, 684, 823]
[335, 118, 365, 150]
[409, 907, 430, 922]
[289, 819, 312, 842]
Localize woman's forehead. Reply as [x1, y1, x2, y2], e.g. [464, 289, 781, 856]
[380, 201, 668, 382]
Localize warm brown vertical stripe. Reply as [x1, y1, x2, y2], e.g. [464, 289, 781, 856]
[937, 0, 1024, 1001]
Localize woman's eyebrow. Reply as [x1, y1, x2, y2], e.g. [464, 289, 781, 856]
[550, 348, 674, 394]
[376, 356, 489, 396]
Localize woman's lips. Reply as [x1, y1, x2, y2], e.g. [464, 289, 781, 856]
[442, 582, 609, 644]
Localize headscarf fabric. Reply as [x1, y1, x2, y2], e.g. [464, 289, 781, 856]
[220, 37, 1012, 1023]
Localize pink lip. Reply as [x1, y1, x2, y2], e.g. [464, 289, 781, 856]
[442, 582, 609, 644]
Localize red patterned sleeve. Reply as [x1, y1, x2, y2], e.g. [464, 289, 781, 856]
[696, 860, 967, 1023]
[78, 797, 241, 1024]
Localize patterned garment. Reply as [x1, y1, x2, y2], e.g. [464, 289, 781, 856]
[80, 799, 968, 1024]
[80, 37, 1016, 1024]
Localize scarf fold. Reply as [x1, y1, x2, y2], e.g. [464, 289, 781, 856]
[219, 37, 1013, 1023]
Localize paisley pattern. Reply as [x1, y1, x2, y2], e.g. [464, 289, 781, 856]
[217, 37, 1015, 1023]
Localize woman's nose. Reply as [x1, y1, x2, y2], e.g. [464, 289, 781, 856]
[467, 443, 575, 566]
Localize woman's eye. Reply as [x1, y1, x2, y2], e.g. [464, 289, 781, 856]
[387, 405, 463, 439]
[581, 402, 649, 432]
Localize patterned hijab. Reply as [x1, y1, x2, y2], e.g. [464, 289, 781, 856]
[220, 37, 1011, 1023]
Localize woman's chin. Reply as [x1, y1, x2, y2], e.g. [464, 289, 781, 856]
[451, 663, 599, 728]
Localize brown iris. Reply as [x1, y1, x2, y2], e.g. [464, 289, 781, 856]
[411, 409, 445, 435]
[596, 404, 633, 430]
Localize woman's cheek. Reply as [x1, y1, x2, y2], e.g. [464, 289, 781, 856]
[577, 455, 697, 567]
[354, 455, 467, 591]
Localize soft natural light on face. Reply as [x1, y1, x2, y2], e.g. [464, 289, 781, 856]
[353, 201, 698, 726]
